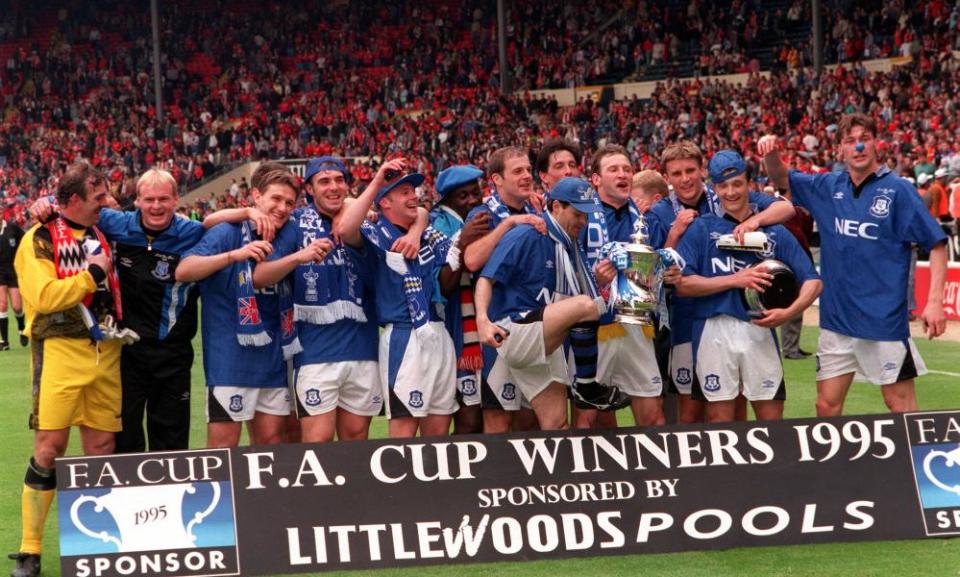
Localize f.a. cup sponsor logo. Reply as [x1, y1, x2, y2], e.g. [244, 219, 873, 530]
[905, 411, 960, 536]
[58, 450, 240, 577]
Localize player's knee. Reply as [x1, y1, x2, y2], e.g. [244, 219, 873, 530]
[815, 396, 842, 417]
[84, 435, 115, 456]
[882, 385, 917, 413]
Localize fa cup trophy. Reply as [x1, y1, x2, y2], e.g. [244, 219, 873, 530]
[612, 213, 660, 326]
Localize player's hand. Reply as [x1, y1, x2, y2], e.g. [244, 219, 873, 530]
[732, 264, 773, 291]
[296, 238, 334, 264]
[661, 264, 682, 285]
[920, 301, 947, 339]
[233, 240, 273, 263]
[757, 135, 780, 157]
[529, 192, 546, 214]
[478, 317, 509, 348]
[86, 250, 112, 276]
[29, 196, 57, 223]
[374, 158, 407, 187]
[635, 197, 653, 214]
[594, 259, 617, 287]
[671, 209, 698, 236]
[391, 230, 421, 259]
[732, 215, 759, 245]
[245, 208, 276, 243]
[460, 212, 491, 248]
[751, 308, 793, 328]
[509, 214, 546, 235]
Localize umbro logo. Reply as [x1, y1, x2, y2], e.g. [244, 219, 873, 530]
[545, 259, 554, 269]
[833, 192, 844, 200]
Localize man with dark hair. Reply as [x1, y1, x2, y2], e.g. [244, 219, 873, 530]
[254, 157, 399, 443]
[10, 161, 120, 577]
[536, 139, 582, 191]
[463, 147, 545, 433]
[581, 144, 666, 428]
[760, 113, 948, 416]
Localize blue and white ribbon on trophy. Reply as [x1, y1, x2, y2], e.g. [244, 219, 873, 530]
[597, 242, 684, 328]
[654, 248, 685, 330]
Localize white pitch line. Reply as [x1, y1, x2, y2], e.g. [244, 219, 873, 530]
[928, 369, 960, 378]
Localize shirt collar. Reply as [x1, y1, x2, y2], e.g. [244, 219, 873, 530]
[436, 204, 464, 223]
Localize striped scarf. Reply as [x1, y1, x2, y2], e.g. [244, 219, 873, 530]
[670, 185, 721, 217]
[48, 217, 122, 341]
[543, 212, 599, 300]
[235, 221, 301, 359]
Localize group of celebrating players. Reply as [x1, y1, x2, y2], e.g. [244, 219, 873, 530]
[6, 112, 949, 577]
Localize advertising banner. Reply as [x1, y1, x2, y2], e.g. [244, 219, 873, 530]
[58, 410, 960, 577]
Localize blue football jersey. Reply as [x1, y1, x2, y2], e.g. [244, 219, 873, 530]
[481, 223, 562, 322]
[185, 223, 286, 388]
[644, 189, 783, 344]
[270, 208, 378, 366]
[789, 167, 946, 341]
[678, 214, 819, 323]
[360, 220, 455, 326]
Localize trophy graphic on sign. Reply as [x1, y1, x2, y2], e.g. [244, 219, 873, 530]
[69, 483, 221, 552]
[923, 444, 960, 496]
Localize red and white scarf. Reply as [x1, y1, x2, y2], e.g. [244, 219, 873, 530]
[48, 217, 122, 339]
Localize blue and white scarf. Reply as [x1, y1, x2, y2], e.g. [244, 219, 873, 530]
[544, 212, 599, 301]
[669, 184, 721, 217]
[292, 205, 367, 325]
[236, 221, 301, 359]
[363, 219, 461, 330]
[484, 189, 537, 222]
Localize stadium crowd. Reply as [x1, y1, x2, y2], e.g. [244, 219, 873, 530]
[1, 0, 960, 226]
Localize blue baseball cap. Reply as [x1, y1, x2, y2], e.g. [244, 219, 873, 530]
[435, 165, 483, 201]
[303, 156, 352, 187]
[376, 173, 426, 206]
[546, 177, 598, 213]
[708, 150, 748, 184]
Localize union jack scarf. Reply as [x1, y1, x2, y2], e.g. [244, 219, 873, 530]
[48, 217, 122, 341]
[235, 221, 301, 359]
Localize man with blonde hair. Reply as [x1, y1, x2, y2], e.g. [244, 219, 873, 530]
[631, 169, 668, 213]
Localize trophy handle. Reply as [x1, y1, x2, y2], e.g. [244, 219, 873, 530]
[923, 448, 960, 496]
[70, 495, 123, 550]
[185, 482, 221, 543]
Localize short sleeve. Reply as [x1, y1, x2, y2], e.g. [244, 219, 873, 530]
[893, 184, 948, 251]
[644, 203, 670, 249]
[773, 226, 819, 284]
[184, 223, 235, 258]
[480, 226, 529, 285]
